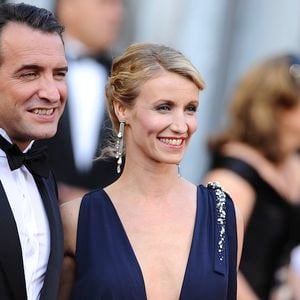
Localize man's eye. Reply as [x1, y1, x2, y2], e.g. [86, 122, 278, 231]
[20, 72, 37, 79]
[54, 72, 67, 80]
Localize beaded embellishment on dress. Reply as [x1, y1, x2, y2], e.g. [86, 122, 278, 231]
[208, 181, 226, 262]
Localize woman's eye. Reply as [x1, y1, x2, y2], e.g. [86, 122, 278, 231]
[156, 104, 171, 111]
[186, 105, 198, 112]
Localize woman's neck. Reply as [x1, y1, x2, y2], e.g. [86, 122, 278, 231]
[106, 157, 195, 204]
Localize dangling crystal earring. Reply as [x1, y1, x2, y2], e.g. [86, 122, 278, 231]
[116, 121, 125, 174]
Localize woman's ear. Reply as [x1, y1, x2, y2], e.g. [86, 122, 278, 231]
[113, 100, 127, 122]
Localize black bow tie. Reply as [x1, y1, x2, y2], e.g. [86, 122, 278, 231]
[0, 135, 50, 178]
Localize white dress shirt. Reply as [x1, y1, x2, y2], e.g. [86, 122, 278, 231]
[65, 38, 107, 172]
[68, 58, 107, 172]
[0, 129, 50, 300]
[291, 245, 300, 274]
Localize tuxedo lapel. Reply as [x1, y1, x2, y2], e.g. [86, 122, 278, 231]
[0, 181, 27, 300]
[34, 173, 63, 300]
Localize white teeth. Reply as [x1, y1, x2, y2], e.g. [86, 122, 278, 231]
[160, 138, 183, 146]
[32, 108, 54, 115]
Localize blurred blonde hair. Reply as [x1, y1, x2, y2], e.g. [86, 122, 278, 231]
[209, 54, 300, 163]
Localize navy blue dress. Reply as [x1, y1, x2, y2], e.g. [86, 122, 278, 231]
[71, 184, 237, 299]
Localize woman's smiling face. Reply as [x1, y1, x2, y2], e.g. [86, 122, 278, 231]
[121, 71, 200, 166]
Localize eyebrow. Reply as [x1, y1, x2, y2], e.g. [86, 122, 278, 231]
[15, 64, 68, 73]
[188, 100, 199, 105]
[55, 66, 69, 73]
[155, 99, 199, 104]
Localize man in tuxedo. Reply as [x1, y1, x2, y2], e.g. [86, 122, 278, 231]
[41, 0, 124, 203]
[0, 3, 68, 299]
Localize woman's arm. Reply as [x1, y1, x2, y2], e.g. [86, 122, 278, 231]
[58, 198, 82, 300]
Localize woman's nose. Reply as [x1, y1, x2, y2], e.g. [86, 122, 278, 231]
[170, 112, 188, 133]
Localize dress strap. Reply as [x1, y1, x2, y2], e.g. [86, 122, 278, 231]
[211, 154, 261, 188]
[207, 182, 227, 274]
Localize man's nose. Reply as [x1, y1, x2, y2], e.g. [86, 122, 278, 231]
[37, 77, 61, 102]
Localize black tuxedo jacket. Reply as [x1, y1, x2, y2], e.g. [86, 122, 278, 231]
[0, 172, 63, 300]
[36, 55, 120, 190]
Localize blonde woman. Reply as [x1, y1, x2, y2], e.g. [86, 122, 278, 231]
[59, 43, 243, 300]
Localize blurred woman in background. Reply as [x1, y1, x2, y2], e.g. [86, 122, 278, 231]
[204, 54, 300, 300]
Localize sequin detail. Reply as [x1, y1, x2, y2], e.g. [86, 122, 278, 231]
[208, 181, 226, 262]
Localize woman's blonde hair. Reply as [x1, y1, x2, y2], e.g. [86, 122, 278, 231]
[101, 43, 205, 159]
[209, 54, 300, 162]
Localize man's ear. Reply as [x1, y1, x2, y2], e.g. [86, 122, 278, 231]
[113, 100, 127, 122]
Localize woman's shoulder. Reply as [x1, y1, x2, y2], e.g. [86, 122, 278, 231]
[199, 182, 232, 201]
[77, 188, 108, 208]
[60, 197, 83, 255]
[200, 182, 243, 230]
[60, 197, 83, 225]
[197, 182, 235, 220]
[60, 189, 105, 254]
[60, 188, 104, 217]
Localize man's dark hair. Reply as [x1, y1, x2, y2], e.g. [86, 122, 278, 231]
[0, 2, 64, 38]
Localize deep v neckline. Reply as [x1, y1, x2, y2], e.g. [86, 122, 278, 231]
[101, 187, 200, 299]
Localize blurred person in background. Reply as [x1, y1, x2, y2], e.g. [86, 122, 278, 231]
[37, 0, 124, 203]
[203, 54, 300, 300]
